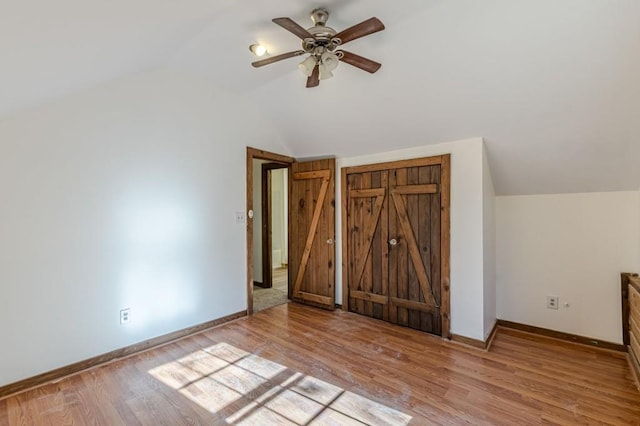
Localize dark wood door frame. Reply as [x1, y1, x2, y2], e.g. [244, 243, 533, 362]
[246, 147, 294, 315]
[258, 162, 288, 289]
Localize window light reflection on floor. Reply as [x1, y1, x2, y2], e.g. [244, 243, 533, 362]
[148, 342, 412, 425]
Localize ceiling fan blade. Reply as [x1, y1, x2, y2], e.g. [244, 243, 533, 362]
[273, 17, 314, 40]
[332, 17, 385, 45]
[306, 65, 320, 88]
[339, 50, 382, 73]
[252, 50, 305, 68]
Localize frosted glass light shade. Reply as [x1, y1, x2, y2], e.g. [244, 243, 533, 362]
[298, 56, 317, 77]
[319, 64, 334, 80]
[321, 52, 339, 72]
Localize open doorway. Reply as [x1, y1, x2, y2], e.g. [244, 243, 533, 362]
[253, 163, 288, 311]
[246, 148, 294, 314]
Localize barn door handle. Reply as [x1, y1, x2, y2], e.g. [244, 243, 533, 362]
[388, 239, 398, 246]
[327, 238, 333, 244]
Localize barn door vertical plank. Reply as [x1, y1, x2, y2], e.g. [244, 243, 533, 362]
[388, 169, 399, 325]
[407, 166, 421, 330]
[327, 161, 336, 308]
[441, 155, 451, 338]
[305, 161, 317, 299]
[351, 173, 364, 315]
[289, 163, 301, 300]
[419, 165, 434, 333]
[341, 167, 350, 311]
[293, 161, 310, 297]
[370, 171, 383, 320]
[428, 165, 442, 335]
[380, 171, 390, 321]
[395, 167, 409, 327]
[347, 174, 356, 311]
[316, 159, 329, 300]
[361, 172, 374, 318]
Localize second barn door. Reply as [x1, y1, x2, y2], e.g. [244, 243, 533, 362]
[289, 158, 336, 310]
[343, 155, 450, 337]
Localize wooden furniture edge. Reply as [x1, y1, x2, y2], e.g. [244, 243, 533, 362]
[622, 273, 638, 346]
[451, 320, 497, 351]
[626, 274, 640, 389]
[0, 310, 247, 400]
[628, 349, 640, 390]
[496, 319, 626, 352]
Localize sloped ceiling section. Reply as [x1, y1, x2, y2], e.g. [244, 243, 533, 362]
[2, 0, 640, 195]
[0, 0, 235, 117]
[238, 0, 640, 195]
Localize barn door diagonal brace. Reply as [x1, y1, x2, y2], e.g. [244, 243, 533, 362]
[349, 188, 386, 292]
[292, 170, 331, 298]
[390, 189, 438, 308]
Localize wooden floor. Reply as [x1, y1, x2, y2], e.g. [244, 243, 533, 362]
[1, 303, 639, 425]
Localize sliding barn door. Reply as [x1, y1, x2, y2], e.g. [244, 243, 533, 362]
[289, 158, 336, 310]
[344, 156, 450, 337]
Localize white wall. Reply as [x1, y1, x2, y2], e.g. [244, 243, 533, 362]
[482, 145, 497, 339]
[336, 138, 487, 340]
[271, 168, 287, 267]
[252, 166, 288, 279]
[252, 159, 266, 283]
[496, 191, 640, 344]
[0, 68, 288, 387]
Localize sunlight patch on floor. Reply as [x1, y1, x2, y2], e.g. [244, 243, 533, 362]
[148, 342, 412, 425]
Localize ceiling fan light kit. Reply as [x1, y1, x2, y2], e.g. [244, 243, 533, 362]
[298, 55, 317, 77]
[249, 43, 267, 56]
[251, 8, 384, 88]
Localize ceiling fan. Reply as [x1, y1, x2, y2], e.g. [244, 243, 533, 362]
[251, 8, 385, 88]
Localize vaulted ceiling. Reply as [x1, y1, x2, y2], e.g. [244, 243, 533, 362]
[2, 0, 639, 195]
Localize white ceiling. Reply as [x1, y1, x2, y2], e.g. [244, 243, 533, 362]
[2, 0, 640, 195]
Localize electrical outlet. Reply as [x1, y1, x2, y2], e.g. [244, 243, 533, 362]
[120, 308, 131, 324]
[546, 296, 559, 310]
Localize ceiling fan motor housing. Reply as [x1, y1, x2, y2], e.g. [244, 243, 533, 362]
[303, 8, 339, 52]
[310, 8, 329, 26]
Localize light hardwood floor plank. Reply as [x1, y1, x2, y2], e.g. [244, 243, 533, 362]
[1, 303, 639, 425]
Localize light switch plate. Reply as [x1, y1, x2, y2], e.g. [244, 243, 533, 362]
[235, 211, 246, 224]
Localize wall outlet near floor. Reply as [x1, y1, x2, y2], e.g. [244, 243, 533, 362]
[120, 308, 131, 324]
[546, 296, 559, 310]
